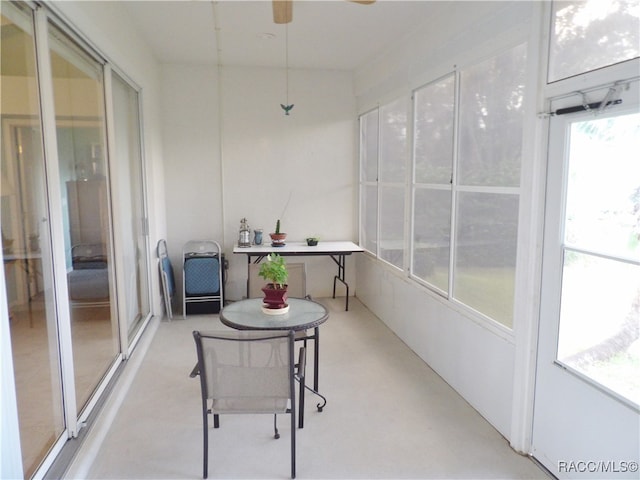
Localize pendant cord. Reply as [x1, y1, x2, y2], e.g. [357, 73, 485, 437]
[211, 1, 227, 243]
[280, 24, 293, 115]
[285, 24, 289, 105]
[284, 24, 289, 105]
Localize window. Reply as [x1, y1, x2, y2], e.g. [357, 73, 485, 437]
[360, 98, 409, 270]
[454, 44, 526, 328]
[360, 109, 378, 254]
[378, 97, 409, 269]
[360, 42, 527, 329]
[412, 75, 455, 293]
[548, 0, 640, 83]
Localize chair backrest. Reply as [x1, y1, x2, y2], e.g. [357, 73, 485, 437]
[184, 257, 220, 294]
[182, 240, 222, 295]
[248, 262, 306, 299]
[193, 330, 294, 414]
[183, 240, 221, 257]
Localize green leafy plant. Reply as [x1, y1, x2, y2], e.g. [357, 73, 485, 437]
[258, 253, 288, 288]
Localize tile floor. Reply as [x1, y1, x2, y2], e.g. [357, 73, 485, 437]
[65, 297, 549, 479]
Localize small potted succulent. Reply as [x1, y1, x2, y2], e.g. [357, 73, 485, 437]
[269, 219, 287, 247]
[306, 236, 319, 246]
[258, 253, 289, 309]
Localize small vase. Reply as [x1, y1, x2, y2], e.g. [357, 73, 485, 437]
[254, 229, 263, 245]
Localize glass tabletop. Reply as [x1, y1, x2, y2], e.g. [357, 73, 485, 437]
[220, 297, 329, 331]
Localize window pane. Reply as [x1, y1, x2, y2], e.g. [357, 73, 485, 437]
[565, 113, 640, 260]
[412, 188, 451, 292]
[454, 192, 519, 327]
[361, 185, 378, 254]
[414, 75, 455, 185]
[361, 110, 379, 182]
[48, 20, 120, 414]
[458, 43, 527, 187]
[549, 0, 640, 83]
[111, 73, 150, 340]
[2, 4, 65, 476]
[379, 97, 408, 183]
[558, 252, 640, 405]
[558, 109, 639, 406]
[379, 186, 405, 269]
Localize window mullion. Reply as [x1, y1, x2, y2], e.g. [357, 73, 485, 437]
[448, 70, 461, 299]
[376, 107, 381, 259]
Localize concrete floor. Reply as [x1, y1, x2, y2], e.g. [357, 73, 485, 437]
[65, 297, 549, 479]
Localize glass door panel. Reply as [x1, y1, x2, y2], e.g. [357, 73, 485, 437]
[533, 85, 640, 477]
[47, 21, 120, 414]
[111, 72, 150, 341]
[557, 113, 640, 404]
[1, 3, 65, 477]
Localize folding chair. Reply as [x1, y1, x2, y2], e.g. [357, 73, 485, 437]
[157, 239, 176, 319]
[183, 240, 223, 317]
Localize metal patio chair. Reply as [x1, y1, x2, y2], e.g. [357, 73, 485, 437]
[191, 330, 303, 479]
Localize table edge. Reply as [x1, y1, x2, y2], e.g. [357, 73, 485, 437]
[219, 298, 329, 331]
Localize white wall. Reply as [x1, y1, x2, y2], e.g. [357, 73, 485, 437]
[357, 255, 516, 436]
[161, 64, 357, 303]
[161, 63, 222, 261]
[353, 1, 541, 446]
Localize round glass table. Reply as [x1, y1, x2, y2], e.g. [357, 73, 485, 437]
[220, 297, 328, 331]
[220, 297, 329, 425]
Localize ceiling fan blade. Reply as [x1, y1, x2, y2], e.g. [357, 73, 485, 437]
[273, 0, 292, 24]
[350, 0, 376, 4]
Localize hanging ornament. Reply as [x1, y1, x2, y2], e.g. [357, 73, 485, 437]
[280, 24, 294, 115]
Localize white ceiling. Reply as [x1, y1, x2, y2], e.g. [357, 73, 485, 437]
[123, 0, 441, 71]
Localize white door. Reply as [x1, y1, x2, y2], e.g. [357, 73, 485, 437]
[533, 81, 640, 478]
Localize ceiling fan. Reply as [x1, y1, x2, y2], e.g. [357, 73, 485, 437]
[272, 0, 375, 24]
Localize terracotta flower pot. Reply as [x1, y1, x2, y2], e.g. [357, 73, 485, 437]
[269, 232, 287, 247]
[262, 284, 288, 309]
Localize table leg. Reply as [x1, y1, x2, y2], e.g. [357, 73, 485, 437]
[313, 326, 319, 391]
[331, 254, 350, 311]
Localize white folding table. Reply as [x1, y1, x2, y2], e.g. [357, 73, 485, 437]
[233, 241, 364, 311]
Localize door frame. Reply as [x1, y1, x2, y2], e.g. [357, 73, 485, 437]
[532, 74, 640, 477]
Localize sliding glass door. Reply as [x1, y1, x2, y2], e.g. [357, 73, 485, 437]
[1, 2, 151, 477]
[1, 4, 64, 477]
[110, 72, 150, 342]
[47, 19, 121, 416]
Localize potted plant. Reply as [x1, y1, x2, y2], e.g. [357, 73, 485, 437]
[269, 219, 287, 247]
[306, 236, 319, 246]
[258, 253, 289, 309]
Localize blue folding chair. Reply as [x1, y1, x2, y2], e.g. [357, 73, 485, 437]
[157, 239, 176, 319]
[182, 240, 223, 317]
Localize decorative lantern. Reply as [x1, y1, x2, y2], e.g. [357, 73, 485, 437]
[238, 218, 251, 247]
